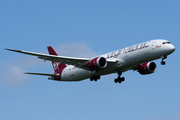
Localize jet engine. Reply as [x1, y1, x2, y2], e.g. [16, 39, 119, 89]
[87, 57, 107, 70]
[138, 62, 157, 75]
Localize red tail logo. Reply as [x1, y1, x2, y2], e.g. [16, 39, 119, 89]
[47, 46, 67, 73]
[53, 62, 60, 72]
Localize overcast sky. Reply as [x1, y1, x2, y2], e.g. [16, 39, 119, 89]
[0, 0, 180, 120]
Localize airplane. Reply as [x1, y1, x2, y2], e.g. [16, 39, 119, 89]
[5, 39, 175, 83]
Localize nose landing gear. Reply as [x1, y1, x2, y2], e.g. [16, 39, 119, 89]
[161, 56, 167, 65]
[161, 61, 166, 65]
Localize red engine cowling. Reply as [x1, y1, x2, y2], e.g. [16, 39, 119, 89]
[138, 62, 157, 75]
[87, 57, 107, 70]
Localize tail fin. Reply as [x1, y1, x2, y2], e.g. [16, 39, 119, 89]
[47, 46, 67, 73]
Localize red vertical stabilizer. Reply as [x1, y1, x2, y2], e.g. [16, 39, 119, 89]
[47, 46, 67, 74]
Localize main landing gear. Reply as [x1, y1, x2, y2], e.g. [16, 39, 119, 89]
[90, 72, 125, 83]
[90, 75, 100, 81]
[114, 72, 125, 83]
[161, 56, 167, 65]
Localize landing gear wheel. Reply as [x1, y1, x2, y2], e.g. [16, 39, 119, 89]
[118, 80, 122, 83]
[97, 75, 100, 79]
[90, 75, 100, 82]
[121, 77, 125, 81]
[161, 56, 167, 65]
[161, 61, 166, 65]
[114, 73, 125, 84]
[90, 77, 93, 81]
[114, 79, 118, 83]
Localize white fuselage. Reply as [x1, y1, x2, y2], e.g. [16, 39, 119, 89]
[60, 39, 175, 81]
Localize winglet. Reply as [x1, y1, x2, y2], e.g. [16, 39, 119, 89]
[5, 48, 22, 53]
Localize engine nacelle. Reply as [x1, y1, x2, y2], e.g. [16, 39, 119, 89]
[87, 57, 107, 70]
[138, 62, 157, 75]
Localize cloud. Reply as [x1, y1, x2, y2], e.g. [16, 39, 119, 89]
[0, 56, 42, 87]
[56, 42, 98, 58]
[145, 114, 166, 120]
[1, 42, 98, 87]
[171, 110, 180, 120]
[145, 110, 180, 120]
[1, 65, 29, 86]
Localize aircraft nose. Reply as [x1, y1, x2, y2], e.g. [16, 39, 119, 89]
[169, 44, 175, 53]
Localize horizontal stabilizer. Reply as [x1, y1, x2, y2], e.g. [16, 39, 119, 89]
[24, 72, 59, 77]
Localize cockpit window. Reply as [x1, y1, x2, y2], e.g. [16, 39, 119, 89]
[162, 42, 171, 44]
[162, 42, 166, 44]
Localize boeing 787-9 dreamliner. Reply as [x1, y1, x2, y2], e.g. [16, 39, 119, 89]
[6, 39, 175, 83]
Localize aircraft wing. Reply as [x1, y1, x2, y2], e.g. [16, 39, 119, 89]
[5, 48, 117, 70]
